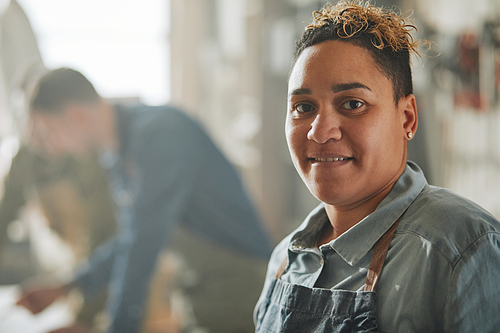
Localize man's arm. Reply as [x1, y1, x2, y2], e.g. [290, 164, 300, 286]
[71, 236, 119, 297]
[15, 236, 118, 316]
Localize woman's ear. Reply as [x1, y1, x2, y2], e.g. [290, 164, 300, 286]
[401, 94, 418, 140]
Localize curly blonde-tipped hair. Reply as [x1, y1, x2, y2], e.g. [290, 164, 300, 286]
[292, 0, 428, 102]
[307, 0, 420, 55]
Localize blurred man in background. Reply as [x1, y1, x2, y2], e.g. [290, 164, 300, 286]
[17, 67, 273, 333]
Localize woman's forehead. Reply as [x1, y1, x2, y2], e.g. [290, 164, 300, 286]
[288, 41, 389, 95]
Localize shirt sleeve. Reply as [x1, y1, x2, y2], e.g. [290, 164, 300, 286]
[177, 140, 274, 260]
[444, 231, 500, 332]
[72, 236, 118, 296]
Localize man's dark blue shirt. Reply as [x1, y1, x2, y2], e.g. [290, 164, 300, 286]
[74, 104, 273, 332]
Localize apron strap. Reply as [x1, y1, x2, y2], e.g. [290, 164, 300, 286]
[364, 217, 402, 292]
[275, 256, 289, 279]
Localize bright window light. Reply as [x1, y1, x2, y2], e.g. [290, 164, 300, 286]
[17, 0, 171, 105]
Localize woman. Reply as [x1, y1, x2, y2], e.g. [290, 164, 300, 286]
[254, 1, 500, 332]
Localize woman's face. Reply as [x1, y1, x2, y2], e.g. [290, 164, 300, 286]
[286, 40, 416, 210]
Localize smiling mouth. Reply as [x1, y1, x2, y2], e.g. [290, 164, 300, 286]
[313, 157, 352, 162]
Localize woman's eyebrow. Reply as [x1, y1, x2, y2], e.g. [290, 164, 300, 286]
[289, 83, 371, 97]
[289, 88, 311, 97]
[331, 82, 371, 93]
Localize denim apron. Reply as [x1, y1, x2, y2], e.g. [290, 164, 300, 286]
[255, 218, 401, 333]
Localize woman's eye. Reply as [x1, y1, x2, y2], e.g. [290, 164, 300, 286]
[295, 104, 315, 113]
[342, 100, 363, 110]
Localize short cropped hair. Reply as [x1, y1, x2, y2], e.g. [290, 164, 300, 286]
[292, 0, 425, 103]
[30, 68, 100, 114]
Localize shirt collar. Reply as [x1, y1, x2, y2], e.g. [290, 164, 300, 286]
[289, 161, 427, 265]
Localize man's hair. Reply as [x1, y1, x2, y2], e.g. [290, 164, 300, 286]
[29, 68, 101, 114]
[292, 0, 425, 103]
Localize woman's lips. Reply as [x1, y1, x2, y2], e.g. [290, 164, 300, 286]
[312, 157, 352, 162]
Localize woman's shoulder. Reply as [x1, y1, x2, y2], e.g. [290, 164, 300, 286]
[398, 184, 500, 265]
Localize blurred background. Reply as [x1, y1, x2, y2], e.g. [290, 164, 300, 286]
[0, 0, 499, 332]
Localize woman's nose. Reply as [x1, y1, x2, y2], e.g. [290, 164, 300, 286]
[306, 109, 342, 143]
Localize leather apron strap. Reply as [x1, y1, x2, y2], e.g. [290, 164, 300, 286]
[275, 255, 289, 279]
[364, 217, 401, 292]
[275, 217, 402, 292]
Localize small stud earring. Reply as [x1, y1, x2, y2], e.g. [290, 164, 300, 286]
[407, 132, 413, 139]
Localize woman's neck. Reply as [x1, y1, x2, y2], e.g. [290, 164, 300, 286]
[320, 179, 397, 244]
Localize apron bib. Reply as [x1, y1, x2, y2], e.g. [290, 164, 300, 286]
[256, 218, 400, 333]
